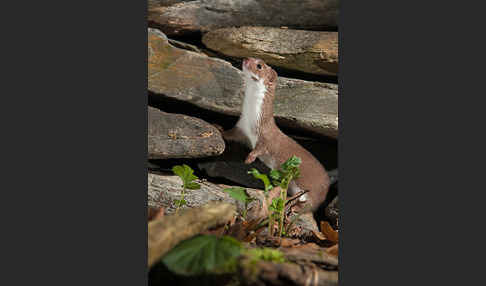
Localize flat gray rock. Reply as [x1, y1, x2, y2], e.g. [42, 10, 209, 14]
[148, 172, 321, 234]
[148, 106, 225, 159]
[203, 27, 338, 76]
[148, 172, 265, 218]
[148, 28, 338, 139]
[148, 0, 339, 36]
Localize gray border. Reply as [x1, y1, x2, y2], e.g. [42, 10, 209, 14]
[1, 0, 148, 284]
[339, 1, 479, 284]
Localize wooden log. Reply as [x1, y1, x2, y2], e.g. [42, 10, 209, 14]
[148, 202, 236, 268]
[239, 258, 338, 286]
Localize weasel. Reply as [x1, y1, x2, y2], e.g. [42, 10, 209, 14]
[222, 58, 330, 212]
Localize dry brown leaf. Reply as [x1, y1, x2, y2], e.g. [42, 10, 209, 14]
[312, 230, 327, 241]
[148, 207, 165, 222]
[326, 244, 339, 257]
[243, 225, 266, 243]
[320, 221, 339, 243]
[202, 225, 227, 237]
[256, 235, 282, 247]
[280, 238, 301, 247]
[291, 242, 321, 251]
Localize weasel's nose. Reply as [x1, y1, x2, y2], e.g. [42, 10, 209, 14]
[242, 58, 249, 68]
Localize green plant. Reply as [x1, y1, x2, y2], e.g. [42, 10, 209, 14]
[162, 235, 242, 275]
[268, 197, 284, 236]
[244, 247, 286, 264]
[250, 156, 301, 237]
[172, 164, 201, 213]
[248, 167, 277, 234]
[247, 168, 273, 194]
[270, 156, 301, 237]
[224, 187, 255, 220]
[161, 236, 287, 277]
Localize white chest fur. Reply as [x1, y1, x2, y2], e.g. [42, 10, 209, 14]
[237, 75, 267, 149]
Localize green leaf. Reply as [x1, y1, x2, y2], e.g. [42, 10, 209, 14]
[162, 235, 242, 275]
[269, 197, 283, 212]
[269, 169, 282, 181]
[269, 169, 282, 186]
[248, 168, 273, 192]
[271, 198, 278, 208]
[186, 182, 201, 190]
[172, 165, 186, 179]
[269, 198, 284, 212]
[281, 156, 302, 172]
[224, 187, 249, 203]
[172, 164, 199, 185]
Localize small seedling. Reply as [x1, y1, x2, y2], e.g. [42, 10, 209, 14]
[172, 164, 201, 213]
[249, 156, 302, 237]
[224, 187, 255, 220]
[247, 168, 273, 194]
[270, 156, 301, 237]
[268, 197, 284, 236]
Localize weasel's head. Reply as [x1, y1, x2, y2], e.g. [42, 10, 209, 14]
[242, 58, 278, 93]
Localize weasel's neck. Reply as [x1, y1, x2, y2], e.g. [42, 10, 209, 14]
[237, 78, 276, 148]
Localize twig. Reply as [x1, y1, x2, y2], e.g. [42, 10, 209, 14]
[148, 202, 235, 268]
[285, 190, 309, 214]
[285, 190, 309, 205]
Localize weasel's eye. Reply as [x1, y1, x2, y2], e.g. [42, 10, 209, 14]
[257, 64, 262, 70]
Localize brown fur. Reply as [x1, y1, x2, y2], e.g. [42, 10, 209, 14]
[224, 58, 330, 212]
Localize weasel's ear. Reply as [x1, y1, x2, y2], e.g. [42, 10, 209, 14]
[269, 69, 278, 83]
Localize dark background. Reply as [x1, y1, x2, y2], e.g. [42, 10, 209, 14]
[1, 0, 484, 285]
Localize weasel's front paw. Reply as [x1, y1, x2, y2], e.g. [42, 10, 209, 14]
[245, 152, 257, 164]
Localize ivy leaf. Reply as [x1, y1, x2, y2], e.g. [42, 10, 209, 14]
[224, 187, 249, 204]
[248, 168, 273, 193]
[162, 235, 242, 275]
